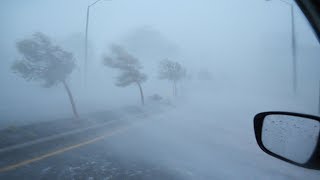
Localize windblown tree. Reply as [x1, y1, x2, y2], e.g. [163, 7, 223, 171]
[103, 44, 147, 105]
[12, 32, 79, 119]
[159, 59, 186, 96]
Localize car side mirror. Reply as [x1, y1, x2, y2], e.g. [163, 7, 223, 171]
[254, 111, 320, 170]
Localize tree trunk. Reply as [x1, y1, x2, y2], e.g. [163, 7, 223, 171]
[174, 81, 177, 96]
[137, 82, 145, 105]
[173, 81, 177, 97]
[62, 80, 79, 119]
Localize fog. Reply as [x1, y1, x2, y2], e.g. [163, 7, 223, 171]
[1, 0, 320, 179]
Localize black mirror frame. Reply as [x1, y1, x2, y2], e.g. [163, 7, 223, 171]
[254, 111, 320, 170]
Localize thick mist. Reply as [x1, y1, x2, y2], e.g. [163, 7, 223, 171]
[0, 0, 320, 178]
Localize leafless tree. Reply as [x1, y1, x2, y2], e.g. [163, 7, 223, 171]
[103, 44, 147, 105]
[12, 32, 79, 119]
[159, 59, 186, 96]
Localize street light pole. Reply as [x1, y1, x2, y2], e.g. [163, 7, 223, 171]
[318, 80, 320, 115]
[290, 4, 297, 93]
[266, 0, 297, 94]
[84, 0, 106, 85]
[84, 6, 90, 85]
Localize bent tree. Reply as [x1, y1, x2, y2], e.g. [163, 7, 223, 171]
[12, 32, 79, 119]
[103, 44, 147, 105]
[159, 59, 186, 96]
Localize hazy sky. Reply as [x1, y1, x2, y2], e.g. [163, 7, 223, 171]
[1, 0, 318, 51]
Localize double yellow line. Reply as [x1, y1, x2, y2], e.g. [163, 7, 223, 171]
[0, 125, 133, 173]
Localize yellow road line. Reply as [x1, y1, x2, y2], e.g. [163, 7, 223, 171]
[0, 125, 132, 173]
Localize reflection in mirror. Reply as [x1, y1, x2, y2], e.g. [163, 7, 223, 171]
[262, 115, 320, 164]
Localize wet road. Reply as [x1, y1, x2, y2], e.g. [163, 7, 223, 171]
[0, 119, 185, 180]
[1, 106, 320, 180]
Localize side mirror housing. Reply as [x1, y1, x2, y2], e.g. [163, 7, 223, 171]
[254, 111, 320, 170]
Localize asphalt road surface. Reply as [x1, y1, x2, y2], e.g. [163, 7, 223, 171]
[1, 106, 320, 180]
[0, 119, 185, 180]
